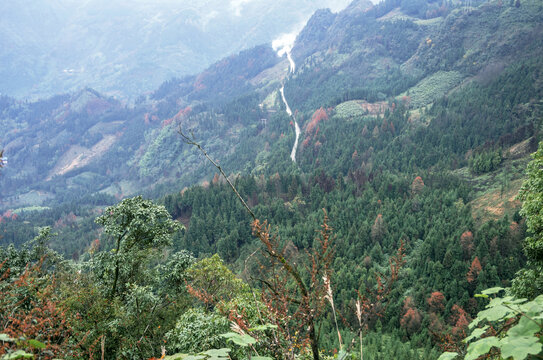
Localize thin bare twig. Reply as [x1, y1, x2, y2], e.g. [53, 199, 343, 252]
[179, 129, 255, 220]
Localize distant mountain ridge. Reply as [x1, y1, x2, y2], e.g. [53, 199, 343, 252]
[1, 0, 542, 211]
[0, 0, 351, 99]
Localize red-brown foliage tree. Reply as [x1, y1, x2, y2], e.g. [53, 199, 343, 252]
[400, 302, 422, 336]
[410, 176, 425, 196]
[0, 260, 79, 359]
[466, 256, 482, 283]
[450, 304, 470, 340]
[306, 107, 328, 136]
[251, 211, 334, 360]
[427, 291, 446, 313]
[460, 231, 474, 259]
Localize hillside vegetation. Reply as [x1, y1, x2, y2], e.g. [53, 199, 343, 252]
[1, 0, 543, 358]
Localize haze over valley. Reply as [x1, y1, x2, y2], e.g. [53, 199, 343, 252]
[1, 0, 542, 359]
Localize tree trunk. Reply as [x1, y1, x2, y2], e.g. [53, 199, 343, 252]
[309, 323, 320, 360]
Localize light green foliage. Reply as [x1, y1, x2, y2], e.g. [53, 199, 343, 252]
[437, 352, 458, 360]
[186, 254, 251, 304]
[92, 195, 182, 297]
[164, 250, 195, 289]
[0, 334, 46, 360]
[458, 288, 543, 360]
[220, 325, 274, 360]
[138, 124, 181, 178]
[401, 71, 463, 108]
[221, 333, 257, 347]
[165, 308, 230, 354]
[333, 100, 369, 119]
[513, 142, 543, 298]
[164, 348, 231, 360]
[95, 195, 181, 252]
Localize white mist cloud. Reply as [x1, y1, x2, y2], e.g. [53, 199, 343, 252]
[230, 0, 254, 16]
[272, 31, 297, 57]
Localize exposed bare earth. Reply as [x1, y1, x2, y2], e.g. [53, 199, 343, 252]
[47, 134, 117, 180]
[470, 179, 523, 222]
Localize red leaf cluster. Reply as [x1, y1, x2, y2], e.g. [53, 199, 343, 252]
[306, 108, 328, 136]
[410, 176, 425, 195]
[466, 256, 482, 283]
[0, 261, 79, 359]
[427, 291, 445, 313]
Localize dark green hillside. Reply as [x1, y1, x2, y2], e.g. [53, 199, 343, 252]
[1, 0, 543, 358]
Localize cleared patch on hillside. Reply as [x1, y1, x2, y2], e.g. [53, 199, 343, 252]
[249, 59, 289, 86]
[470, 179, 522, 222]
[334, 100, 389, 119]
[99, 180, 139, 199]
[400, 71, 464, 108]
[414, 17, 444, 26]
[377, 7, 416, 22]
[47, 135, 117, 180]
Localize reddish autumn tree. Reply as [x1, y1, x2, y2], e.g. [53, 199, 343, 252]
[306, 107, 328, 135]
[450, 304, 470, 339]
[410, 176, 425, 196]
[212, 173, 220, 185]
[400, 297, 422, 336]
[434, 304, 472, 353]
[0, 261, 80, 359]
[466, 256, 482, 283]
[427, 291, 446, 313]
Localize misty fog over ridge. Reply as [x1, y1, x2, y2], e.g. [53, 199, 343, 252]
[0, 0, 353, 100]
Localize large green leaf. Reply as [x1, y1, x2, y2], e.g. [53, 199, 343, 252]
[0, 334, 15, 342]
[507, 316, 541, 337]
[0, 350, 35, 359]
[221, 332, 256, 347]
[201, 348, 230, 357]
[437, 352, 458, 360]
[481, 287, 505, 295]
[463, 326, 489, 343]
[27, 339, 46, 349]
[477, 304, 512, 322]
[200, 348, 230, 359]
[465, 337, 500, 360]
[500, 336, 542, 360]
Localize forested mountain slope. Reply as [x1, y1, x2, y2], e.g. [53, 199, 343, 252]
[2, 0, 542, 212]
[1, 0, 543, 357]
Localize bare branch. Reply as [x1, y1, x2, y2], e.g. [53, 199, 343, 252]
[179, 129, 255, 220]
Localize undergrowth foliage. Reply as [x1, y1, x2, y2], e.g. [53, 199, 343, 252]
[0, 259, 79, 359]
[251, 213, 333, 360]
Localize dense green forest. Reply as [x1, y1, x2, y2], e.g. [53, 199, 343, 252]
[1, 0, 543, 358]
